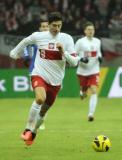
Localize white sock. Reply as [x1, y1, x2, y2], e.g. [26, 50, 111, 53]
[80, 90, 83, 96]
[88, 94, 97, 117]
[32, 104, 48, 133]
[32, 114, 44, 133]
[26, 101, 42, 131]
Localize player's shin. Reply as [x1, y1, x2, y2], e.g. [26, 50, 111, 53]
[32, 104, 49, 133]
[88, 94, 97, 117]
[25, 101, 41, 131]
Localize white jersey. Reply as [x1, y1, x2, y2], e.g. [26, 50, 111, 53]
[75, 36, 102, 76]
[10, 31, 79, 86]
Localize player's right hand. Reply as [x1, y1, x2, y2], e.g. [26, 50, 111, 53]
[98, 57, 102, 64]
[56, 43, 64, 55]
[10, 50, 20, 59]
[80, 57, 89, 63]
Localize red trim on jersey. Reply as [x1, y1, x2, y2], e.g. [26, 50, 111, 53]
[85, 51, 97, 57]
[39, 49, 62, 60]
[91, 51, 97, 57]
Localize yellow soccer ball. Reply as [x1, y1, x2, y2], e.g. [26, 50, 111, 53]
[92, 135, 111, 152]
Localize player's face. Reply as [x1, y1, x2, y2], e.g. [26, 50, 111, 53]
[84, 25, 95, 38]
[49, 21, 62, 36]
[39, 22, 49, 31]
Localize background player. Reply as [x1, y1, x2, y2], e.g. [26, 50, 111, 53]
[75, 21, 102, 121]
[10, 12, 80, 146]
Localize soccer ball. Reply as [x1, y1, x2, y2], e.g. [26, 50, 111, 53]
[92, 135, 111, 152]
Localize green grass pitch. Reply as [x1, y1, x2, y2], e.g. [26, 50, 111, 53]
[0, 97, 122, 160]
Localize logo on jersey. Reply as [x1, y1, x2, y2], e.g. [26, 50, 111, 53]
[48, 43, 55, 49]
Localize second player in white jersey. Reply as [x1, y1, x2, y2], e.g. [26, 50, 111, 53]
[75, 36, 102, 76]
[75, 21, 102, 122]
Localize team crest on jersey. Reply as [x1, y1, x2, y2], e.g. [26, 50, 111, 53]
[48, 43, 55, 49]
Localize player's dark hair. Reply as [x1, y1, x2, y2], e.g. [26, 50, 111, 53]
[48, 12, 62, 24]
[83, 21, 94, 30]
[40, 19, 48, 23]
[37, 19, 48, 29]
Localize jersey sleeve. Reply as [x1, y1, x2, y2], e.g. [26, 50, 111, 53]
[10, 32, 37, 59]
[97, 40, 102, 57]
[63, 35, 80, 66]
[75, 39, 84, 58]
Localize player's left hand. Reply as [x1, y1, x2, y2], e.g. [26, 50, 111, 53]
[80, 57, 89, 63]
[98, 57, 102, 63]
[56, 43, 64, 55]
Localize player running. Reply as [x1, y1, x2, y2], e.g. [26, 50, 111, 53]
[10, 12, 80, 146]
[75, 21, 102, 121]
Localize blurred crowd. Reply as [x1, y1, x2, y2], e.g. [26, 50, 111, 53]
[0, 0, 122, 38]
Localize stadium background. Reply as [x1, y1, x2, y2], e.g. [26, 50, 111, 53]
[0, 0, 122, 98]
[0, 1, 122, 160]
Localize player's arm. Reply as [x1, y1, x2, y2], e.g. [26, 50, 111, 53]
[57, 36, 80, 66]
[56, 43, 80, 67]
[10, 33, 36, 59]
[63, 51, 80, 66]
[97, 40, 102, 63]
[75, 39, 89, 64]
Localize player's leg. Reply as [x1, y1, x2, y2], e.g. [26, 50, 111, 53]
[21, 86, 47, 145]
[25, 87, 46, 131]
[32, 103, 50, 133]
[32, 84, 61, 133]
[39, 113, 47, 130]
[39, 123, 45, 130]
[88, 74, 99, 121]
[21, 76, 47, 145]
[21, 76, 61, 145]
[80, 86, 88, 99]
[77, 75, 88, 99]
[88, 85, 98, 121]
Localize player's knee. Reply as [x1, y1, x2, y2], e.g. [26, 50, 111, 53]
[36, 96, 46, 105]
[80, 92, 87, 100]
[91, 90, 97, 94]
[90, 86, 97, 94]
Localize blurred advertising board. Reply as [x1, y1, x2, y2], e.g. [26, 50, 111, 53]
[0, 67, 122, 98]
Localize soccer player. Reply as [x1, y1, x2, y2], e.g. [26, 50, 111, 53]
[23, 20, 49, 130]
[75, 21, 102, 121]
[10, 12, 80, 146]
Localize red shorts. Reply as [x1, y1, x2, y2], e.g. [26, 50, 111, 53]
[77, 73, 99, 91]
[31, 76, 61, 106]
